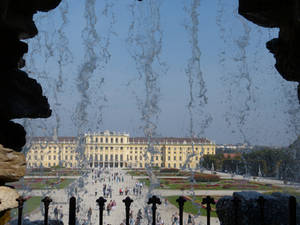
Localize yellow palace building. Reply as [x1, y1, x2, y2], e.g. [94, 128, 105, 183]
[26, 131, 216, 169]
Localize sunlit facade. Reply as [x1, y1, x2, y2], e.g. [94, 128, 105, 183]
[26, 131, 216, 169]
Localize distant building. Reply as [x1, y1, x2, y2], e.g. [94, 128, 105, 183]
[217, 143, 253, 152]
[26, 130, 216, 169]
[223, 153, 241, 159]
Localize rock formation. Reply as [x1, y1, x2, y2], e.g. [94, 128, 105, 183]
[216, 191, 300, 225]
[0, 145, 26, 183]
[0, 0, 61, 222]
[239, 0, 300, 102]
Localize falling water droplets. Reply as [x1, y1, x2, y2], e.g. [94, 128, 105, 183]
[127, 1, 165, 220]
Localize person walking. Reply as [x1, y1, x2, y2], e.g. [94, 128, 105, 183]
[87, 207, 92, 221]
[54, 207, 58, 220]
[187, 214, 193, 225]
[107, 201, 112, 216]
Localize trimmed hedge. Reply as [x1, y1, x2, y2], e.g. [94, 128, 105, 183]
[193, 173, 220, 182]
[160, 168, 180, 173]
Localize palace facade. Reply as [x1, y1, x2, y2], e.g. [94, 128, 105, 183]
[26, 131, 216, 169]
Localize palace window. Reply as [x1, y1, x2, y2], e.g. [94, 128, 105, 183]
[121, 138, 123, 143]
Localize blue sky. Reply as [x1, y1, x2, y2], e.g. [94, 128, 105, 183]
[21, 0, 300, 147]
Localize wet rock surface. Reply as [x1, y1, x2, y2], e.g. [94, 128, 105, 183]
[0, 69, 51, 120]
[0, 0, 61, 152]
[239, 0, 300, 102]
[216, 191, 300, 225]
[0, 0, 61, 218]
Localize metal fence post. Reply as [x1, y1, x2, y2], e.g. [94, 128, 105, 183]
[69, 196, 76, 225]
[147, 195, 161, 225]
[257, 196, 265, 225]
[231, 196, 240, 225]
[16, 196, 26, 225]
[289, 196, 296, 225]
[42, 196, 52, 225]
[202, 196, 215, 225]
[96, 196, 107, 225]
[176, 196, 186, 225]
[123, 196, 133, 225]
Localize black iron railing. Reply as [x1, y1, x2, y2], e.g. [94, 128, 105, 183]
[13, 195, 297, 225]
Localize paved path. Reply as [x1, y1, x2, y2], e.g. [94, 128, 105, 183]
[23, 169, 221, 225]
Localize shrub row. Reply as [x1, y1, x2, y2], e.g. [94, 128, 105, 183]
[160, 168, 180, 173]
[193, 173, 220, 182]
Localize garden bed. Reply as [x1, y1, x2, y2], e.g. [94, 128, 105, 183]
[139, 178, 283, 191]
[10, 178, 75, 190]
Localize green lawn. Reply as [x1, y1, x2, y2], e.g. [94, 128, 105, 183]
[10, 196, 42, 218]
[165, 196, 218, 217]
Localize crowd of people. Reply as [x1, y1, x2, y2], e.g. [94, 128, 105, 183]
[53, 168, 199, 225]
